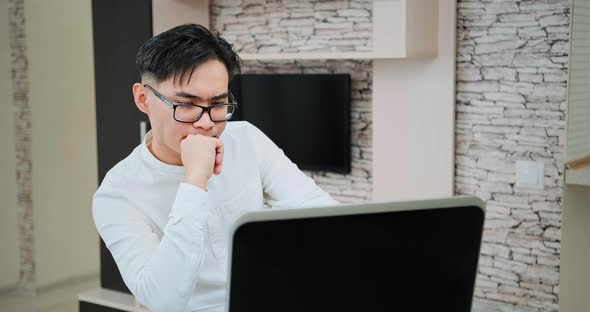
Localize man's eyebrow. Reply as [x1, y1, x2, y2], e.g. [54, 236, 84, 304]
[174, 91, 229, 101]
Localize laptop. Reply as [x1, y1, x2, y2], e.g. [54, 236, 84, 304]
[226, 196, 485, 312]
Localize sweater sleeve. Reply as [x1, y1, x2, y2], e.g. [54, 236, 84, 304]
[244, 122, 339, 208]
[93, 182, 213, 312]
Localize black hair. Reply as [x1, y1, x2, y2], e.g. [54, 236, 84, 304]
[136, 24, 241, 85]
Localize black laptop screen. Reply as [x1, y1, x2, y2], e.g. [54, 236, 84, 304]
[228, 205, 484, 312]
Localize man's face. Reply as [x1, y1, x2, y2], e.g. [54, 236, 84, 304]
[144, 59, 230, 161]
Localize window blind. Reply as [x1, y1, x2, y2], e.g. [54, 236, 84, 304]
[567, 0, 590, 169]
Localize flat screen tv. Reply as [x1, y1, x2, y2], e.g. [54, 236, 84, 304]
[229, 74, 351, 173]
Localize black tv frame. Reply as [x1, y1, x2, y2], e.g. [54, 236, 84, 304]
[230, 73, 352, 174]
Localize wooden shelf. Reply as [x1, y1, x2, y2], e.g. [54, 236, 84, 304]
[566, 167, 590, 186]
[238, 51, 434, 61]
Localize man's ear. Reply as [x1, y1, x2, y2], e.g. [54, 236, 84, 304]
[132, 83, 149, 114]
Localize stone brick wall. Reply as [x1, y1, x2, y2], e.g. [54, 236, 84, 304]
[456, 1, 569, 310]
[211, 0, 372, 54]
[212, 0, 374, 202]
[8, 0, 34, 292]
[215, 0, 570, 310]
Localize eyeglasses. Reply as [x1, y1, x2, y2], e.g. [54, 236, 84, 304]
[144, 84, 238, 123]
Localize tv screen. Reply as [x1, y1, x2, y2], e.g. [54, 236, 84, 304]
[229, 74, 351, 173]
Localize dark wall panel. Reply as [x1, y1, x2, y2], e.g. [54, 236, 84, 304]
[92, 0, 152, 294]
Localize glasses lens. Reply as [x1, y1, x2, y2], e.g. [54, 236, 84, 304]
[211, 104, 235, 121]
[175, 105, 203, 122]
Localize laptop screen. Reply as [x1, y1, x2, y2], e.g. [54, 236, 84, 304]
[228, 204, 484, 312]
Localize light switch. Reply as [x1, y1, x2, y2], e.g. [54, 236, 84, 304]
[515, 160, 544, 190]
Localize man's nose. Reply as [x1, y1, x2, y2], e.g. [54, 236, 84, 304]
[193, 110, 214, 129]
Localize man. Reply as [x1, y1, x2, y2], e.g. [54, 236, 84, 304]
[92, 24, 337, 312]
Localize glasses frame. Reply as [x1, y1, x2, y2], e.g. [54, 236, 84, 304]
[144, 84, 238, 123]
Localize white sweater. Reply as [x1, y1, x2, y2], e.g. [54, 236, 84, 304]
[92, 121, 337, 312]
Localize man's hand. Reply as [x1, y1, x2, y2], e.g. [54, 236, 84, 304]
[181, 134, 224, 190]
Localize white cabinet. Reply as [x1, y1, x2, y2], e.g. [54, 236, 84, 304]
[152, 0, 439, 60]
[239, 0, 438, 60]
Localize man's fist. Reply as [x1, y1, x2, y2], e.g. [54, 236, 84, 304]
[180, 134, 224, 190]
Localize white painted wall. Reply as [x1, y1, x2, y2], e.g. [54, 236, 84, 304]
[560, 184, 590, 311]
[24, 0, 99, 288]
[0, 0, 20, 291]
[152, 0, 209, 35]
[373, 1, 455, 200]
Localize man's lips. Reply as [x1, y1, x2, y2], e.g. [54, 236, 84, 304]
[182, 133, 218, 140]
